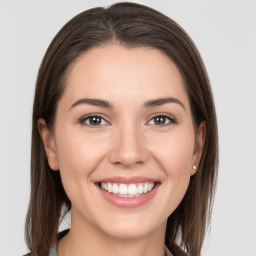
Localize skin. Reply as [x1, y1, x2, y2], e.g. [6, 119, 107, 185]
[38, 44, 205, 256]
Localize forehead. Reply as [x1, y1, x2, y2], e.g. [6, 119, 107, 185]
[60, 44, 190, 109]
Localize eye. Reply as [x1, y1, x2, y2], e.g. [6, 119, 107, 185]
[147, 114, 176, 126]
[79, 114, 109, 127]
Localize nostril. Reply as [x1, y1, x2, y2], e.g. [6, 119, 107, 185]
[110, 152, 146, 168]
[108, 133, 148, 166]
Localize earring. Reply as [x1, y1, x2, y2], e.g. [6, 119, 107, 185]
[192, 164, 196, 170]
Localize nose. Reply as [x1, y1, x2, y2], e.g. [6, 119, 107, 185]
[109, 122, 149, 168]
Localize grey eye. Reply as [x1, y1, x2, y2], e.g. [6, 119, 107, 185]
[81, 115, 108, 126]
[148, 115, 175, 126]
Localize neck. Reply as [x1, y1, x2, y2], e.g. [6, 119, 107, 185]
[58, 208, 167, 256]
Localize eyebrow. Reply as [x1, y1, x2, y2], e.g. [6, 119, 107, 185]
[69, 97, 185, 111]
[70, 98, 113, 110]
[143, 97, 186, 111]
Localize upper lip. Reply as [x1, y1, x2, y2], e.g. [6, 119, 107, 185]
[95, 176, 159, 184]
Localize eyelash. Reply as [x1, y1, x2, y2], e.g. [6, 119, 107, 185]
[79, 114, 109, 128]
[79, 113, 176, 128]
[147, 113, 177, 127]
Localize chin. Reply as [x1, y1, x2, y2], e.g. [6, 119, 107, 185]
[96, 213, 165, 240]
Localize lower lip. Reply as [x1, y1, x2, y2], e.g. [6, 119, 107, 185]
[97, 184, 159, 208]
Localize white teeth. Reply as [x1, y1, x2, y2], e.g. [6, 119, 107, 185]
[107, 183, 113, 193]
[119, 184, 128, 195]
[149, 183, 154, 191]
[128, 184, 137, 195]
[100, 182, 155, 197]
[137, 184, 144, 194]
[101, 183, 107, 190]
[112, 183, 119, 194]
[143, 183, 149, 193]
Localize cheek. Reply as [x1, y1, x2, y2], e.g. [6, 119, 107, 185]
[54, 128, 109, 186]
[54, 129, 111, 211]
[146, 130, 195, 217]
[151, 130, 195, 176]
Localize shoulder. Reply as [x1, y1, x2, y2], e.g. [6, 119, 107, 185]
[22, 230, 68, 256]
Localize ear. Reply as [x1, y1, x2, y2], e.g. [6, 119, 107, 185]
[191, 121, 206, 175]
[37, 118, 59, 171]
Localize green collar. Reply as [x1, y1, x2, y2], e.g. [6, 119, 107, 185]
[49, 243, 57, 256]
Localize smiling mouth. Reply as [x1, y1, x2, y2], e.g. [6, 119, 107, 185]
[97, 182, 158, 198]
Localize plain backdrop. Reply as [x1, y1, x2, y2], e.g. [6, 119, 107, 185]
[0, 0, 256, 255]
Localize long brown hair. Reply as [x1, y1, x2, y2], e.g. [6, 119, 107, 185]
[25, 2, 218, 256]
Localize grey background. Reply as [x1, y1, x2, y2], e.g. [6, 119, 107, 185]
[0, 0, 256, 255]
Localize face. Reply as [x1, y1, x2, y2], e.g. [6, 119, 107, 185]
[39, 44, 205, 240]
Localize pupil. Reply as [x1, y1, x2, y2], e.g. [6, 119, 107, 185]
[154, 116, 166, 125]
[90, 116, 101, 125]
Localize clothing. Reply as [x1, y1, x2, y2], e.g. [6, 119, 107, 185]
[23, 229, 180, 256]
[24, 243, 172, 256]
[49, 244, 57, 256]
[23, 244, 56, 256]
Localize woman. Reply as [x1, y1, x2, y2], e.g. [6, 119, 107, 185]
[24, 2, 218, 256]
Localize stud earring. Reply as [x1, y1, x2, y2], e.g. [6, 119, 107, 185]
[192, 164, 196, 170]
